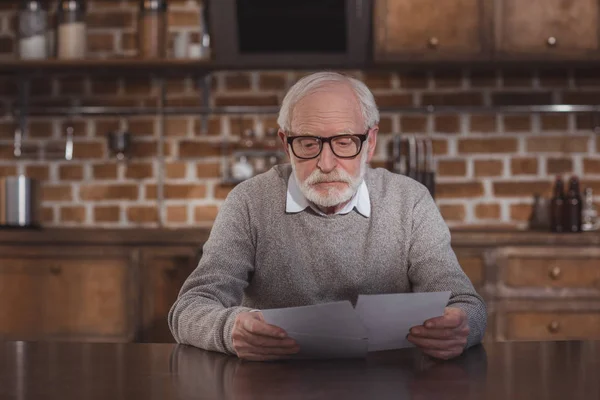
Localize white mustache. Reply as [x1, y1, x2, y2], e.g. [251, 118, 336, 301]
[305, 170, 352, 185]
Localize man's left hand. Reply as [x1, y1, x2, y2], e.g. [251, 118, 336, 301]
[407, 307, 469, 360]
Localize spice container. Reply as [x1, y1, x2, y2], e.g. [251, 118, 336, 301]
[18, 1, 48, 59]
[138, 0, 168, 59]
[56, 0, 87, 59]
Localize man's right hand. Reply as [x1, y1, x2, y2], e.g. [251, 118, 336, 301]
[232, 312, 300, 361]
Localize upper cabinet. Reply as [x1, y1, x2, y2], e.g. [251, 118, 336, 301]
[373, 0, 491, 61]
[495, 0, 600, 58]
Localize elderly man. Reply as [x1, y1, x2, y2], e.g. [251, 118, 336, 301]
[169, 72, 487, 361]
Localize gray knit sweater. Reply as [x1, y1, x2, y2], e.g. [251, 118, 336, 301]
[168, 164, 487, 354]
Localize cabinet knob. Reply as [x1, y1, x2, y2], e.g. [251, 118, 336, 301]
[548, 266, 561, 280]
[547, 320, 561, 334]
[428, 37, 439, 49]
[547, 36, 558, 47]
[49, 265, 62, 276]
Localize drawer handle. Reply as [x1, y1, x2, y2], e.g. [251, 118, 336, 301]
[548, 266, 561, 280]
[428, 37, 439, 49]
[547, 320, 561, 334]
[49, 265, 62, 276]
[547, 36, 558, 47]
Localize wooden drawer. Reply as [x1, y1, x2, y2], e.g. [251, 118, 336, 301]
[505, 312, 600, 341]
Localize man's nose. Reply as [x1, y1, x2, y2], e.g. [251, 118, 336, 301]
[316, 142, 337, 172]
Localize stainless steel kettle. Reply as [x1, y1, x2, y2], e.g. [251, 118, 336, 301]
[0, 176, 41, 227]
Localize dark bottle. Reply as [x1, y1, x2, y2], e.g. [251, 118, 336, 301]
[550, 176, 565, 233]
[564, 176, 583, 233]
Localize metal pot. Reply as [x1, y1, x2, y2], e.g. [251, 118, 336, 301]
[0, 176, 41, 227]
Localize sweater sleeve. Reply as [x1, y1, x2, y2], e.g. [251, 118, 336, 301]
[406, 187, 487, 348]
[168, 186, 255, 355]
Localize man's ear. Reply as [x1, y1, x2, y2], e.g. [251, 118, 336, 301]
[278, 130, 290, 158]
[366, 126, 379, 163]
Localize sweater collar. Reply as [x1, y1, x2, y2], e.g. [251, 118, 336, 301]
[286, 172, 371, 217]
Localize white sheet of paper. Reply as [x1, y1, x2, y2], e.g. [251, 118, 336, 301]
[262, 301, 368, 359]
[355, 291, 451, 352]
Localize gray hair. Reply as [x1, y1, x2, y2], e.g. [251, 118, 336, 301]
[277, 72, 380, 133]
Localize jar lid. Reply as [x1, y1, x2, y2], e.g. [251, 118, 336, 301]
[58, 0, 86, 13]
[140, 0, 168, 12]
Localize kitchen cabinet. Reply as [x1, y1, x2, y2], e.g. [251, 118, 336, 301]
[373, 0, 491, 61]
[495, 0, 600, 58]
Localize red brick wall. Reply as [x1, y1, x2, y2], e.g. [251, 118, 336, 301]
[0, 1, 599, 228]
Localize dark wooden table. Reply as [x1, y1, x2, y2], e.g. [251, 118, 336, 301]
[1, 340, 599, 400]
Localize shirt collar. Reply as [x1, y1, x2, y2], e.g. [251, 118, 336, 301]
[286, 172, 371, 217]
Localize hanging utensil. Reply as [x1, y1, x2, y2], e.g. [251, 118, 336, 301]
[65, 126, 73, 160]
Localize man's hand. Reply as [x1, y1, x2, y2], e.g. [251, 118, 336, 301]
[232, 312, 300, 361]
[407, 307, 469, 360]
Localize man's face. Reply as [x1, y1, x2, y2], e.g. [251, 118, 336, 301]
[278, 84, 378, 208]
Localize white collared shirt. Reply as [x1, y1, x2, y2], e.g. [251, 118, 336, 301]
[285, 173, 371, 217]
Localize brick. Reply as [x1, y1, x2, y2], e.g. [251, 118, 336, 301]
[94, 119, 121, 136]
[60, 121, 88, 137]
[432, 70, 463, 88]
[87, 32, 115, 52]
[458, 138, 518, 154]
[583, 159, 600, 174]
[166, 162, 187, 179]
[168, 10, 201, 27]
[130, 141, 159, 158]
[128, 119, 156, 136]
[127, 206, 158, 223]
[492, 92, 552, 106]
[0, 122, 14, 139]
[41, 207, 54, 224]
[0, 166, 17, 176]
[60, 206, 86, 223]
[93, 163, 118, 179]
[547, 158, 573, 174]
[165, 184, 206, 200]
[87, 11, 134, 28]
[123, 77, 154, 96]
[79, 184, 139, 201]
[258, 117, 279, 134]
[94, 206, 120, 223]
[0, 145, 15, 159]
[363, 72, 392, 90]
[436, 182, 484, 199]
[25, 165, 49, 180]
[562, 92, 600, 105]
[215, 95, 279, 107]
[125, 162, 154, 179]
[526, 136, 589, 153]
[42, 185, 72, 201]
[122, 32, 136, 51]
[581, 180, 600, 193]
[574, 68, 600, 87]
[501, 70, 534, 87]
[196, 162, 221, 178]
[164, 205, 186, 223]
[469, 115, 497, 133]
[0, 37, 14, 54]
[58, 76, 86, 96]
[179, 141, 221, 158]
[438, 205, 465, 221]
[493, 182, 552, 197]
[538, 69, 569, 88]
[375, 116, 392, 134]
[422, 92, 482, 107]
[194, 205, 219, 222]
[28, 120, 54, 138]
[434, 116, 460, 134]
[73, 142, 104, 158]
[437, 160, 467, 177]
[475, 203, 501, 219]
[397, 71, 428, 89]
[575, 114, 594, 131]
[224, 73, 252, 91]
[193, 116, 222, 136]
[59, 165, 84, 180]
[215, 183, 235, 199]
[541, 114, 568, 131]
[167, 97, 204, 107]
[166, 77, 187, 95]
[432, 139, 448, 155]
[374, 94, 413, 108]
[91, 78, 120, 95]
[469, 69, 497, 88]
[401, 116, 427, 133]
[510, 204, 533, 222]
[511, 158, 538, 175]
[474, 160, 503, 177]
[166, 117, 189, 137]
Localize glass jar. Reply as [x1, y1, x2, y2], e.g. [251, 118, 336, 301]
[138, 0, 168, 59]
[18, 1, 48, 59]
[56, 0, 87, 59]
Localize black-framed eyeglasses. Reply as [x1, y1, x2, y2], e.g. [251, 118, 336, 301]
[286, 131, 369, 160]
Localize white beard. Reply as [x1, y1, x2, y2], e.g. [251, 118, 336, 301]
[291, 148, 369, 208]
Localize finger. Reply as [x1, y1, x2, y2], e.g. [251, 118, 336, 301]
[407, 335, 467, 351]
[423, 312, 462, 330]
[242, 317, 287, 338]
[421, 347, 462, 361]
[410, 326, 469, 340]
[243, 333, 298, 349]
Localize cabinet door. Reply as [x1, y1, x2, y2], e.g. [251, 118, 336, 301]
[496, 0, 600, 57]
[0, 248, 135, 342]
[140, 247, 199, 343]
[373, 0, 489, 61]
